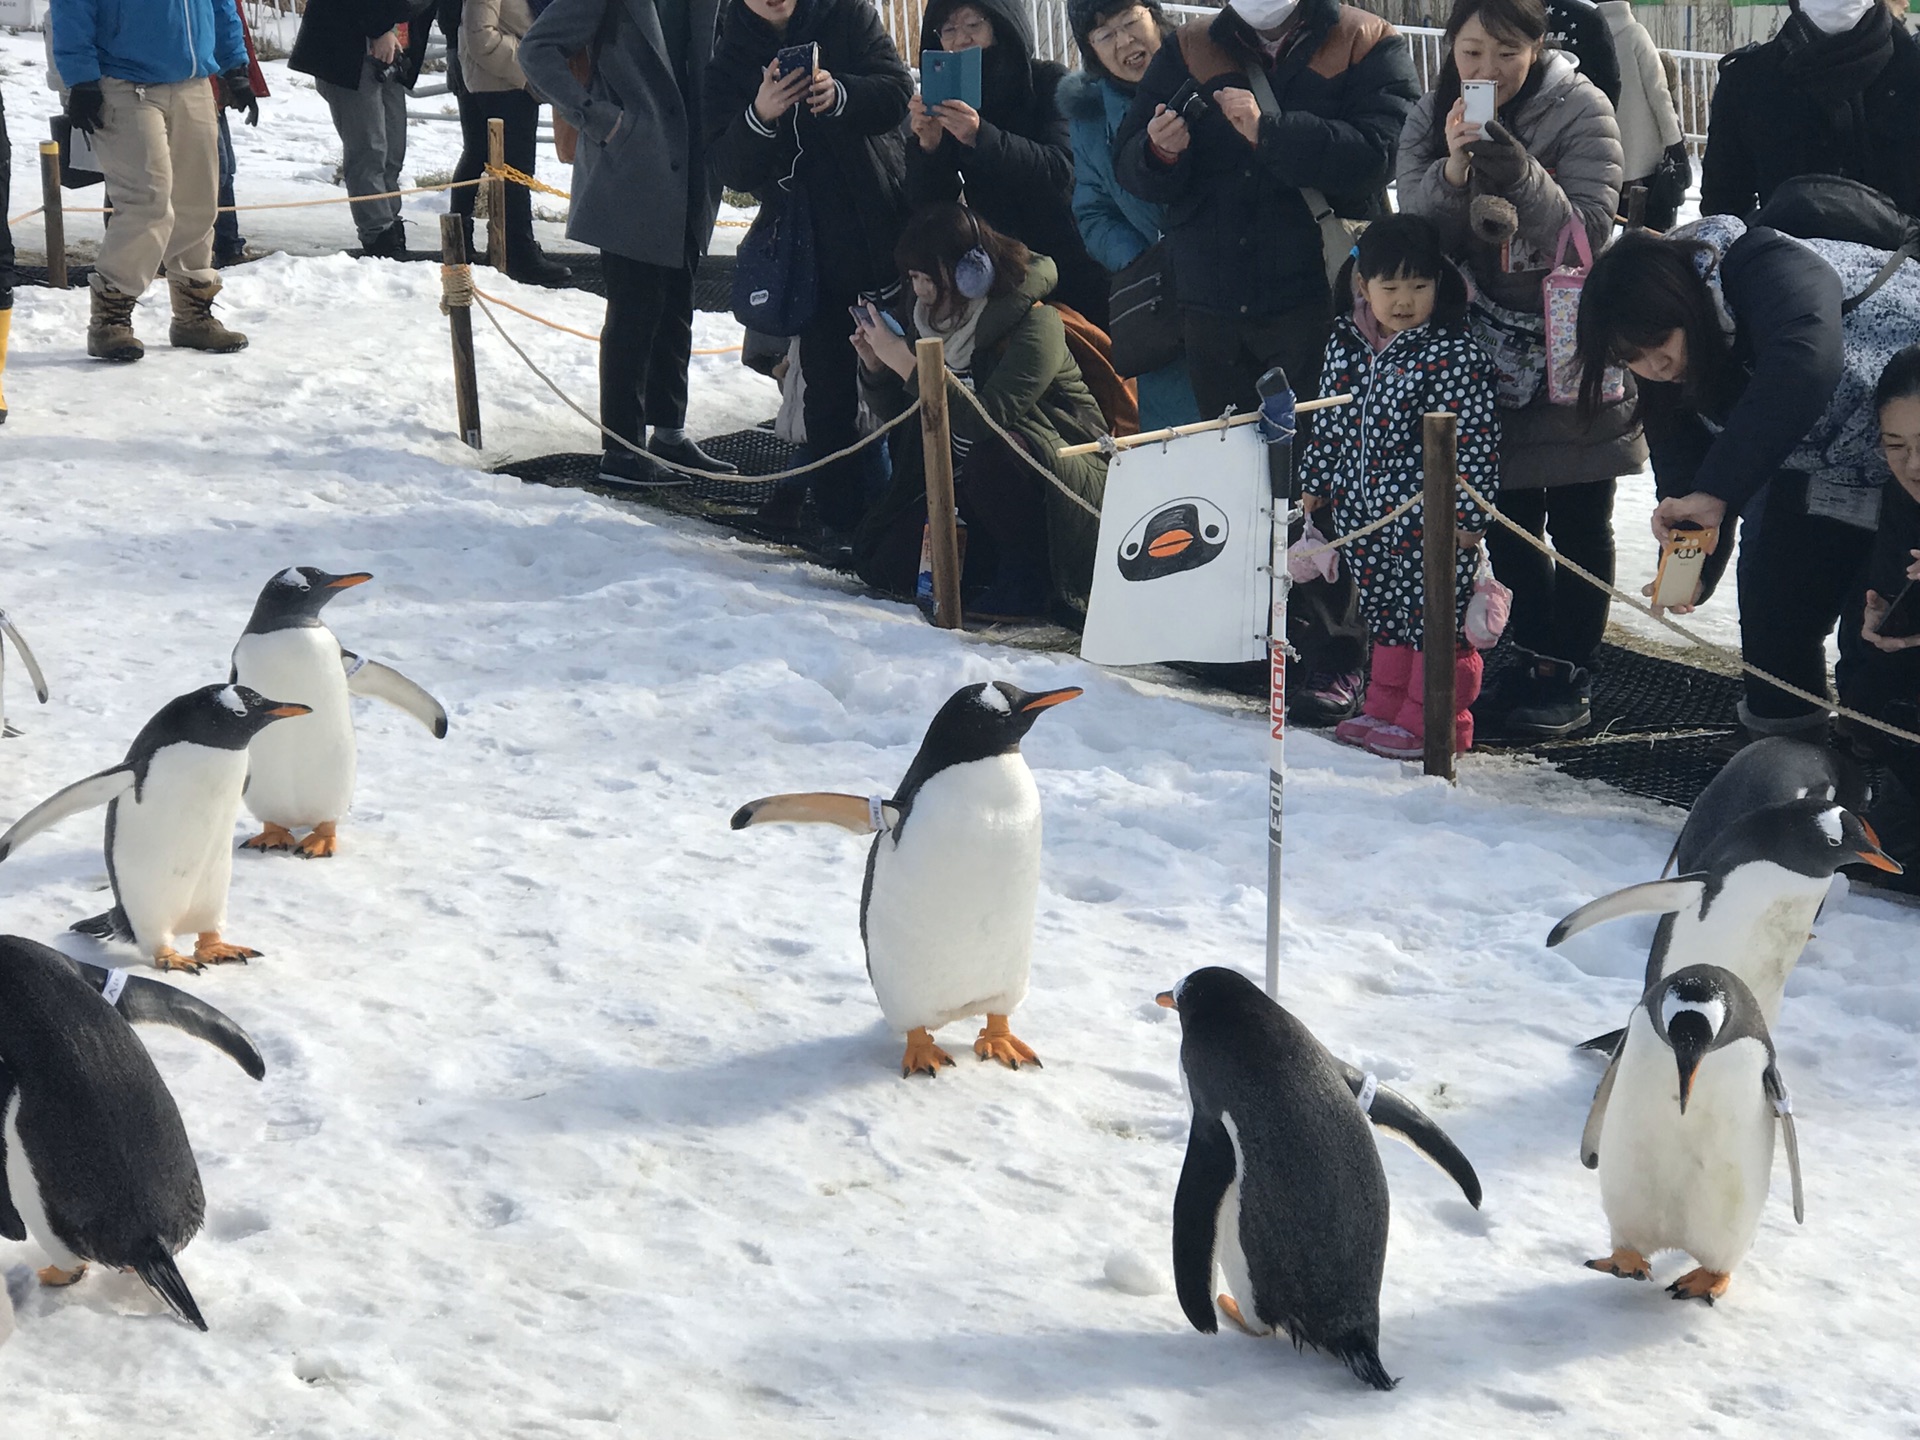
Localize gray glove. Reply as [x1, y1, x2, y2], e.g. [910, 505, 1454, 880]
[1467, 118, 1529, 192]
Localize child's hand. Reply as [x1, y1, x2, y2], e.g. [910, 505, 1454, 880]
[1299, 494, 1329, 513]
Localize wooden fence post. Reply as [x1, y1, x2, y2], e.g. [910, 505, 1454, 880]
[39, 140, 66, 290]
[486, 118, 508, 273]
[441, 215, 484, 449]
[1623, 182, 1648, 230]
[915, 337, 964, 630]
[1421, 412, 1459, 782]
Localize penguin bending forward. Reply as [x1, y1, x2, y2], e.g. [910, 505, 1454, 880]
[0, 935, 260, 1327]
[0, 608, 49, 739]
[1664, 737, 1869, 878]
[732, 680, 1080, 1077]
[0, 684, 311, 971]
[231, 567, 448, 857]
[1584, 964, 1803, 1305]
[1158, 967, 1483, 1391]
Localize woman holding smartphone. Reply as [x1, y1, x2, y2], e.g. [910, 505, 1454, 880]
[705, 0, 913, 540]
[1397, 0, 1638, 740]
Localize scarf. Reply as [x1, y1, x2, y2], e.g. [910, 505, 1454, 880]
[915, 294, 989, 372]
[1777, 3, 1894, 117]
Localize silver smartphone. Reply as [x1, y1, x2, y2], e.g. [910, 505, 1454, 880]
[1462, 80, 1496, 126]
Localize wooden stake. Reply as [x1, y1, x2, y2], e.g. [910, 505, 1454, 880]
[486, 118, 508, 272]
[39, 140, 66, 290]
[916, 337, 963, 630]
[1421, 412, 1459, 782]
[441, 215, 483, 449]
[1623, 182, 1648, 230]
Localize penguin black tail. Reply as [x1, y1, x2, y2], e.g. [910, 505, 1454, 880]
[72, 908, 134, 943]
[1327, 1335, 1397, 1392]
[1577, 1028, 1627, 1055]
[135, 1242, 207, 1332]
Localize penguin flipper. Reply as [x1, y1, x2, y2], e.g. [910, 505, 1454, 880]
[1547, 878, 1707, 946]
[1337, 1062, 1482, 1208]
[730, 793, 901, 835]
[0, 1067, 23, 1242]
[1577, 1028, 1627, 1053]
[1764, 1064, 1805, 1224]
[0, 766, 138, 862]
[1172, 1114, 1237, 1334]
[133, 1241, 207, 1332]
[0, 611, 50, 704]
[1581, 1047, 1623, 1170]
[72, 961, 266, 1080]
[344, 653, 449, 739]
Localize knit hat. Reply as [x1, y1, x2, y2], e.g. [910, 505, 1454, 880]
[1067, 0, 1173, 76]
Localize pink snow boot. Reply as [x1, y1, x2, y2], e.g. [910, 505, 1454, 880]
[1370, 648, 1484, 758]
[1336, 644, 1412, 748]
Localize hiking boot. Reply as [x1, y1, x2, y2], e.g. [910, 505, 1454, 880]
[362, 221, 408, 259]
[1501, 654, 1592, 739]
[1291, 669, 1364, 726]
[169, 277, 249, 353]
[87, 276, 145, 362]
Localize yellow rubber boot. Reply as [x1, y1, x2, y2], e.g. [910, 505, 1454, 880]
[0, 306, 11, 423]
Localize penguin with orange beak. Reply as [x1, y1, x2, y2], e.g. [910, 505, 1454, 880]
[230, 567, 448, 858]
[732, 680, 1080, 1077]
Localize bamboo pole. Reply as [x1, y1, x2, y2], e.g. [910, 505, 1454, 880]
[916, 338, 963, 629]
[441, 215, 484, 449]
[1056, 394, 1351, 458]
[39, 141, 66, 290]
[486, 118, 508, 272]
[1421, 412, 1459, 782]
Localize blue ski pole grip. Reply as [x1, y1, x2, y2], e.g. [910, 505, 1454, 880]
[1255, 366, 1296, 445]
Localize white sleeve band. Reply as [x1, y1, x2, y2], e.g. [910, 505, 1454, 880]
[1355, 1072, 1378, 1115]
[868, 795, 888, 833]
[745, 104, 778, 138]
[832, 77, 848, 116]
[100, 968, 130, 1006]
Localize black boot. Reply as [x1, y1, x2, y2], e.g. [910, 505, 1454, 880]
[1502, 654, 1593, 739]
[1470, 646, 1537, 733]
[507, 242, 573, 287]
[649, 431, 740, 475]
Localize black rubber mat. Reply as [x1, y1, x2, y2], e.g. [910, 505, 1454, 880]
[1536, 730, 1737, 808]
[497, 424, 793, 506]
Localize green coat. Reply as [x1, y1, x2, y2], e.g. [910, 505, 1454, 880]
[854, 257, 1109, 614]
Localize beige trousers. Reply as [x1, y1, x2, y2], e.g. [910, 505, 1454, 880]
[91, 77, 219, 298]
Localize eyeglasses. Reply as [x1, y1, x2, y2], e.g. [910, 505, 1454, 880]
[1088, 9, 1152, 49]
[938, 13, 993, 43]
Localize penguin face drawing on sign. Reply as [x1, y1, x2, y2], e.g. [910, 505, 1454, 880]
[1117, 499, 1229, 582]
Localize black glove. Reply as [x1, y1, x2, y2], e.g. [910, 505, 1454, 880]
[222, 67, 260, 127]
[65, 80, 104, 135]
[1466, 117, 1529, 192]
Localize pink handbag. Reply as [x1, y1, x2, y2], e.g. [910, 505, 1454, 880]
[1463, 553, 1512, 650]
[1542, 219, 1626, 407]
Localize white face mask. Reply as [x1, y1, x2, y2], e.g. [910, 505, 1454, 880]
[1229, 0, 1298, 31]
[1799, 0, 1874, 33]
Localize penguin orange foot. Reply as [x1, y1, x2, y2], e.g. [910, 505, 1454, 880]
[1216, 1294, 1262, 1335]
[974, 1014, 1040, 1069]
[37, 1262, 87, 1287]
[295, 822, 338, 859]
[1585, 1249, 1653, 1281]
[151, 949, 204, 974]
[1667, 1267, 1731, 1304]
[241, 822, 298, 852]
[901, 1027, 954, 1078]
[194, 932, 259, 966]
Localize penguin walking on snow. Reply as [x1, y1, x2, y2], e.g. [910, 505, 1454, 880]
[0, 934, 260, 1327]
[1158, 967, 1482, 1391]
[0, 608, 49, 739]
[1584, 964, 1803, 1305]
[230, 567, 448, 857]
[732, 680, 1079, 1077]
[1665, 737, 1869, 877]
[0, 684, 311, 971]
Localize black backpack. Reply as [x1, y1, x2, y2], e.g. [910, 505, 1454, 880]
[1753, 176, 1920, 315]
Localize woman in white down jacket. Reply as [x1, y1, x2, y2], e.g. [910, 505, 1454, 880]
[1597, 0, 1686, 228]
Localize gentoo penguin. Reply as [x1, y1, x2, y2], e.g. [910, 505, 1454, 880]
[732, 680, 1079, 1077]
[1158, 967, 1482, 1391]
[0, 684, 312, 971]
[230, 566, 448, 857]
[1584, 963, 1802, 1304]
[0, 935, 233, 1326]
[0, 608, 49, 738]
[1665, 737, 1869, 876]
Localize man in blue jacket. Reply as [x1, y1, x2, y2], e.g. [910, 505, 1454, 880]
[51, 0, 260, 361]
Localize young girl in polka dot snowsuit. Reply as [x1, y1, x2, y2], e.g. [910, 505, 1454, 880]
[1299, 214, 1501, 759]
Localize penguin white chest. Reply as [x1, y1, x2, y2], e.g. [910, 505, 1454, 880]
[1670, 867, 1829, 1026]
[864, 754, 1043, 1033]
[1598, 1021, 1775, 1273]
[112, 743, 251, 950]
[4, 1091, 81, 1270]
[234, 628, 356, 825]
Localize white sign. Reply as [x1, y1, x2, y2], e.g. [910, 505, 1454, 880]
[1080, 425, 1270, 667]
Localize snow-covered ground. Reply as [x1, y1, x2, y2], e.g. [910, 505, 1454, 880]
[3, 38, 1912, 1440]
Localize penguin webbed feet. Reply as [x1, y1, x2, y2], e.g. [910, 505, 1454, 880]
[240, 823, 299, 853]
[974, 1015, 1041, 1070]
[153, 949, 207, 975]
[901, 1027, 955, 1078]
[36, 1262, 87, 1288]
[193, 933, 260, 967]
[1584, 1248, 1652, 1282]
[1215, 1293, 1265, 1336]
[1666, 1267, 1730, 1305]
[295, 822, 338, 859]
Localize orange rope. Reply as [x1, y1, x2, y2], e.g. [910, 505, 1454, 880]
[469, 286, 741, 355]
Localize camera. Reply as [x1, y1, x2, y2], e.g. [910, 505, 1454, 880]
[1167, 78, 1209, 124]
[371, 58, 407, 84]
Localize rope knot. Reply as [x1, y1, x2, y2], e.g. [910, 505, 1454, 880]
[439, 262, 474, 315]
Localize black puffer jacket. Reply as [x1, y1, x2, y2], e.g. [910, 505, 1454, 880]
[1113, 0, 1417, 319]
[904, 0, 1107, 325]
[705, 0, 913, 294]
[1700, 4, 1920, 220]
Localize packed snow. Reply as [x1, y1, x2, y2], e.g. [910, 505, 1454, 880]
[1, 34, 1911, 1440]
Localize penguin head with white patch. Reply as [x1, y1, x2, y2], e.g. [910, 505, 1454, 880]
[146, 684, 314, 753]
[1649, 964, 1764, 1113]
[243, 566, 374, 633]
[1707, 797, 1901, 881]
[918, 681, 1084, 768]
[1156, 965, 1263, 1023]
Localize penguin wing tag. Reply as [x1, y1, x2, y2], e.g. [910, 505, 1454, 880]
[730, 792, 901, 835]
[344, 654, 450, 739]
[0, 765, 138, 862]
[1765, 1064, 1804, 1223]
[72, 960, 268, 1080]
[1353, 1073, 1379, 1114]
[1547, 877, 1708, 947]
[99, 968, 130, 1006]
[0, 611, 50, 703]
[1337, 1060, 1483, 1208]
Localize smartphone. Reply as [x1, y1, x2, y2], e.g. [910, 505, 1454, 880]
[850, 303, 905, 337]
[774, 42, 818, 79]
[1651, 524, 1718, 612]
[1876, 579, 1920, 640]
[1462, 79, 1496, 126]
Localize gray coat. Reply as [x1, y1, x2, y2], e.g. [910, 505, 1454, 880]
[520, 0, 722, 267]
[1398, 53, 1645, 489]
